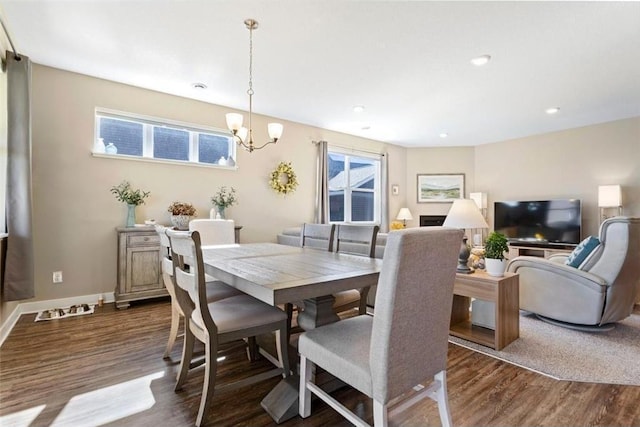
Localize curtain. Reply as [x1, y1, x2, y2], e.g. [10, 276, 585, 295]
[314, 140, 329, 224]
[380, 153, 389, 233]
[3, 52, 34, 301]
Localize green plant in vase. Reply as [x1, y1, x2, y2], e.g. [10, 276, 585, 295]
[210, 186, 237, 219]
[484, 231, 509, 277]
[110, 181, 150, 227]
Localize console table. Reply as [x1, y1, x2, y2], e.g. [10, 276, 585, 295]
[450, 271, 519, 350]
[508, 244, 574, 260]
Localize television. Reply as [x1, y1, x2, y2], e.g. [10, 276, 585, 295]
[494, 199, 582, 246]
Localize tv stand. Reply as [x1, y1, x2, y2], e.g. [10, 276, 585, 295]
[508, 243, 575, 260]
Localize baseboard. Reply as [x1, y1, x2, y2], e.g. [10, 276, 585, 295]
[0, 292, 115, 348]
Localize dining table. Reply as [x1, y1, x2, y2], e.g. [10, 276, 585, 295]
[201, 242, 383, 423]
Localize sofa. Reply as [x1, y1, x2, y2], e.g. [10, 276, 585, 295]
[277, 226, 388, 307]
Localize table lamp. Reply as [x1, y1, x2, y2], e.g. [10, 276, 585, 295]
[443, 199, 489, 274]
[396, 208, 413, 227]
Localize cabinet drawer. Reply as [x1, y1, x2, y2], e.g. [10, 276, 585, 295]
[127, 234, 160, 247]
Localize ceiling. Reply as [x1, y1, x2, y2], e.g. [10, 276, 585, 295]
[2, 1, 639, 148]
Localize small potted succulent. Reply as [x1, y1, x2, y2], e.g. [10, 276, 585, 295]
[110, 180, 150, 227]
[168, 202, 197, 230]
[484, 231, 509, 277]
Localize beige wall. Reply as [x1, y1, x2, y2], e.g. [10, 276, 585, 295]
[2, 62, 638, 328]
[6, 65, 405, 320]
[475, 117, 640, 237]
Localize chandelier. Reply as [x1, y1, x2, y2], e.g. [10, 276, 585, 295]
[225, 19, 283, 153]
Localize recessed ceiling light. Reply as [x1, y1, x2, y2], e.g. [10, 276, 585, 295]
[353, 105, 365, 113]
[361, 125, 371, 130]
[545, 107, 560, 114]
[470, 55, 491, 66]
[192, 82, 207, 89]
[439, 132, 449, 138]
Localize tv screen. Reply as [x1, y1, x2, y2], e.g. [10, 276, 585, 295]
[494, 199, 581, 245]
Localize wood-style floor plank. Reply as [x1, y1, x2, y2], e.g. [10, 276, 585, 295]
[1, 299, 638, 426]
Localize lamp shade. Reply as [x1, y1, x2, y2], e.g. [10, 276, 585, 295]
[469, 192, 488, 209]
[598, 185, 622, 207]
[396, 208, 413, 221]
[225, 113, 244, 131]
[443, 199, 489, 229]
[267, 123, 284, 140]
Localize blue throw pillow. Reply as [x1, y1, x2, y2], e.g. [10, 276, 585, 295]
[565, 236, 601, 268]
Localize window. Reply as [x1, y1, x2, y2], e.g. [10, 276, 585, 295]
[328, 150, 381, 224]
[95, 109, 236, 166]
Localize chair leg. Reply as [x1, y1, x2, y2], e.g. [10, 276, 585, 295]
[275, 327, 290, 377]
[246, 336, 259, 361]
[175, 324, 195, 391]
[195, 335, 218, 427]
[163, 303, 181, 359]
[357, 288, 370, 315]
[434, 370, 452, 427]
[299, 355, 313, 418]
[373, 400, 388, 427]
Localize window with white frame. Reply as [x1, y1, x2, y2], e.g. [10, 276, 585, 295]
[95, 109, 236, 166]
[328, 150, 381, 223]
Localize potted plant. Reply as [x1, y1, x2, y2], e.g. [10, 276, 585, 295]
[168, 202, 197, 230]
[110, 181, 150, 227]
[484, 231, 509, 277]
[210, 186, 238, 219]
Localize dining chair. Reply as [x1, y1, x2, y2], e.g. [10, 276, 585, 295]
[333, 224, 380, 315]
[188, 219, 235, 246]
[167, 229, 290, 427]
[299, 223, 336, 250]
[155, 225, 242, 359]
[299, 227, 462, 427]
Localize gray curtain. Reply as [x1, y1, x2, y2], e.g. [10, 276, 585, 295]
[314, 140, 329, 224]
[380, 153, 389, 233]
[3, 52, 34, 301]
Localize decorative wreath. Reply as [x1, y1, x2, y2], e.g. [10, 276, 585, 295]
[269, 161, 298, 195]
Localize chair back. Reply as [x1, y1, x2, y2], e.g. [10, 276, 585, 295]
[335, 224, 379, 257]
[369, 227, 462, 403]
[587, 217, 640, 323]
[155, 225, 176, 294]
[166, 229, 218, 335]
[300, 223, 335, 251]
[189, 219, 235, 246]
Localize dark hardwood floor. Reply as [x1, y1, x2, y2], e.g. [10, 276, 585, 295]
[1, 299, 638, 426]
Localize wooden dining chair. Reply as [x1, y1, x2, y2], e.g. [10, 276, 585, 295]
[333, 224, 380, 315]
[155, 225, 242, 359]
[188, 219, 235, 246]
[167, 229, 290, 427]
[299, 223, 336, 250]
[299, 227, 462, 427]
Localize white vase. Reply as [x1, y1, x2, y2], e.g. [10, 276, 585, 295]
[485, 258, 507, 277]
[170, 215, 191, 230]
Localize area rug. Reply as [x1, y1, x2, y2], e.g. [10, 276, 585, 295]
[449, 312, 640, 386]
[35, 304, 95, 322]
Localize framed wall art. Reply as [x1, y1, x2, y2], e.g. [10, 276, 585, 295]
[417, 173, 465, 203]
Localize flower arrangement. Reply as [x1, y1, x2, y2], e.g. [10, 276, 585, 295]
[110, 181, 150, 206]
[167, 202, 197, 216]
[211, 186, 238, 209]
[269, 161, 298, 195]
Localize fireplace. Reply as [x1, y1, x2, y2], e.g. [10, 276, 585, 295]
[419, 215, 447, 227]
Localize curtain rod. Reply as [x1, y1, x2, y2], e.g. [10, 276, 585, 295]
[0, 16, 20, 60]
[311, 140, 386, 157]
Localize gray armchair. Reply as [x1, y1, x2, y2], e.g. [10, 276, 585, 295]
[507, 217, 640, 329]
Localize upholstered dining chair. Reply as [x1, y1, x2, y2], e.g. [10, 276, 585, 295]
[167, 229, 290, 427]
[189, 219, 235, 246]
[333, 224, 380, 315]
[155, 225, 242, 359]
[299, 227, 462, 427]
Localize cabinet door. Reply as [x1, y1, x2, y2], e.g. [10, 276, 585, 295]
[125, 246, 163, 293]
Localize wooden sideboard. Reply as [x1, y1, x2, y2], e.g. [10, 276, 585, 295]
[115, 225, 243, 309]
[115, 226, 166, 309]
